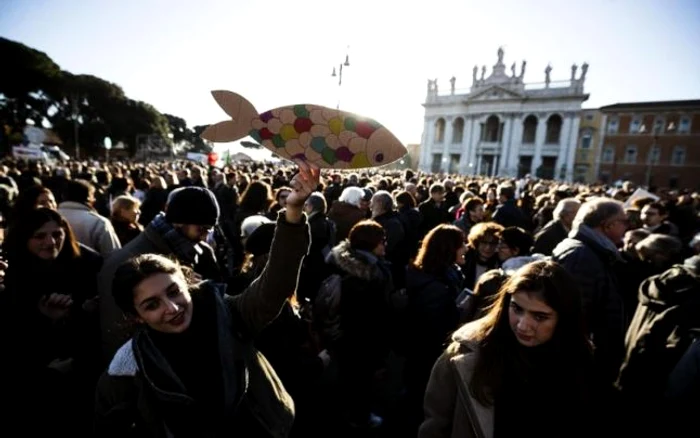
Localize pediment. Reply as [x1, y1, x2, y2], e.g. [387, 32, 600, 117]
[467, 85, 524, 101]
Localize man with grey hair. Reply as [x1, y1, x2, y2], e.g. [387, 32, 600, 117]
[371, 190, 407, 286]
[533, 198, 581, 255]
[553, 197, 628, 383]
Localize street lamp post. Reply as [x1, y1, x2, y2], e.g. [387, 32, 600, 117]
[331, 48, 350, 110]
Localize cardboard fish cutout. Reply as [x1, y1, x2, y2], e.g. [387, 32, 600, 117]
[201, 90, 407, 169]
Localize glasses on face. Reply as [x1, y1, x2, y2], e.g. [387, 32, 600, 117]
[479, 240, 500, 248]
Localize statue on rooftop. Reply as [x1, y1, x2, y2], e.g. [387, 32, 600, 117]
[473, 65, 478, 84]
[571, 63, 578, 81]
[497, 46, 504, 64]
[481, 65, 486, 81]
[581, 62, 589, 81]
[545, 64, 552, 87]
[450, 76, 456, 95]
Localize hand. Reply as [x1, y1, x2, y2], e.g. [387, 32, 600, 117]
[38, 293, 73, 322]
[82, 295, 100, 313]
[285, 160, 320, 224]
[318, 349, 332, 368]
[0, 260, 6, 292]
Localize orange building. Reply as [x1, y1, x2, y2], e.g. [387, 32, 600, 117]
[597, 100, 700, 189]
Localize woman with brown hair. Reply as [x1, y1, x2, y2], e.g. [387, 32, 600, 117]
[462, 222, 504, 290]
[403, 224, 467, 432]
[419, 261, 599, 438]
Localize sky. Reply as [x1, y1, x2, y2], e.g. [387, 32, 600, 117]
[2, 0, 700, 159]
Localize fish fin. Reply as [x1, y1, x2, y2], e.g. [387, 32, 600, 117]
[200, 120, 245, 143]
[211, 90, 258, 122]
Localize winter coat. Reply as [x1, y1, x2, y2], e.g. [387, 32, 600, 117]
[95, 215, 309, 438]
[95, 280, 299, 438]
[552, 225, 625, 382]
[327, 201, 365, 242]
[58, 201, 122, 256]
[532, 219, 568, 256]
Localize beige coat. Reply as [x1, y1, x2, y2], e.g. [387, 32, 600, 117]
[418, 321, 494, 438]
[58, 201, 121, 256]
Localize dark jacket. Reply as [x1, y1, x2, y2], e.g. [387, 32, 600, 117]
[327, 201, 365, 243]
[492, 199, 528, 229]
[532, 219, 568, 255]
[94, 214, 310, 438]
[552, 226, 625, 382]
[418, 199, 452, 237]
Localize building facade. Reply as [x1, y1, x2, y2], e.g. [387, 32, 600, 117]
[574, 109, 604, 183]
[597, 100, 700, 189]
[420, 48, 589, 181]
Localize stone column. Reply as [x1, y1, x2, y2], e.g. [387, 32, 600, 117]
[509, 115, 524, 176]
[555, 115, 572, 178]
[564, 112, 580, 182]
[470, 116, 481, 175]
[459, 115, 472, 174]
[531, 113, 547, 175]
[498, 114, 514, 175]
[442, 117, 453, 172]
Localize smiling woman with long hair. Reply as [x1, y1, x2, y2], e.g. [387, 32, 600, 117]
[419, 260, 600, 438]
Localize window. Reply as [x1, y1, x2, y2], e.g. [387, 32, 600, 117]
[602, 146, 615, 163]
[452, 117, 464, 143]
[481, 115, 501, 142]
[449, 154, 460, 173]
[545, 114, 562, 144]
[653, 117, 665, 134]
[678, 116, 691, 134]
[431, 153, 443, 173]
[434, 118, 445, 143]
[585, 113, 594, 121]
[629, 117, 642, 134]
[624, 145, 637, 164]
[648, 146, 660, 165]
[522, 115, 537, 144]
[671, 146, 686, 166]
[607, 117, 619, 134]
[580, 132, 592, 149]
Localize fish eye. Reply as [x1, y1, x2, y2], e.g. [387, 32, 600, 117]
[374, 152, 384, 162]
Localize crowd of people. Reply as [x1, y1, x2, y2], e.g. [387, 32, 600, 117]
[0, 156, 699, 437]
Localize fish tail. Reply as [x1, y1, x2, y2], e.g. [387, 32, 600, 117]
[201, 91, 259, 143]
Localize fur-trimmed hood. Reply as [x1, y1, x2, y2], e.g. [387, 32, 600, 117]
[326, 240, 383, 281]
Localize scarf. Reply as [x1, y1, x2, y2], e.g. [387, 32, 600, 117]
[149, 213, 203, 266]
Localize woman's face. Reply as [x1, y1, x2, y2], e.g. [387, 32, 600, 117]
[468, 204, 485, 222]
[35, 191, 57, 210]
[133, 272, 193, 334]
[455, 241, 468, 265]
[476, 236, 499, 261]
[121, 203, 141, 224]
[27, 220, 65, 260]
[497, 242, 518, 262]
[277, 190, 290, 208]
[508, 291, 558, 347]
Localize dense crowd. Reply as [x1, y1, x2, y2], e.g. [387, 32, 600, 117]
[0, 157, 699, 437]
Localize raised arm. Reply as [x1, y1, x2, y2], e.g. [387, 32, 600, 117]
[230, 161, 319, 336]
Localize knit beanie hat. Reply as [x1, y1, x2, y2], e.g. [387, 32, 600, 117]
[165, 186, 220, 226]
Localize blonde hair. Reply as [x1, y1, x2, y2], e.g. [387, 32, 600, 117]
[111, 195, 140, 221]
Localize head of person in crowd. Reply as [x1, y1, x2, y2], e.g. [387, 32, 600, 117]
[572, 197, 628, 245]
[395, 190, 416, 210]
[465, 260, 591, 404]
[640, 202, 669, 229]
[112, 254, 196, 334]
[403, 182, 418, 199]
[497, 227, 534, 262]
[553, 198, 581, 230]
[165, 187, 220, 243]
[429, 183, 446, 203]
[239, 180, 273, 214]
[690, 233, 700, 255]
[62, 179, 96, 207]
[467, 222, 505, 263]
[348, 220, 387, 258]
[413, 224, 467, 273]
[338, 186, 365, 209]
[635, 234, 683, 269]
[303, 192, 327, 217]
[464, 197, 485, 224]
[497, 184, 516, 204]
[240, 215, 272, 246]
[622, 228, 651, 258]
[468, 268, 510, 321]
[5, 208, 80, 263]
[360, 188, 374, 212]
[370, 190, 394, 219]
[273, 187, 292, 210]
[111, 196, 142, 225]
[10, 185, 57, 226]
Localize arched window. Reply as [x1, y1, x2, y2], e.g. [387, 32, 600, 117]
[545, 114, 562, 144]
[602, 146, 615, 164]
[481, 115, 501, 142]
[434, 118, 445, 143]
[452, 117, 464, 143]
[522, 115, 537, 144]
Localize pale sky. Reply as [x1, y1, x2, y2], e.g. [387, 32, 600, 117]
[2, 0, 699, 158]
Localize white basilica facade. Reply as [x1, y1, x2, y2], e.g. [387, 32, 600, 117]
[419, 48, 589, 181]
